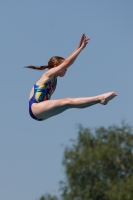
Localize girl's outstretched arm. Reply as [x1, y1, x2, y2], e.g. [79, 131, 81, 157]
[46, 33, 90, 79]
[70, 33, 90, 65]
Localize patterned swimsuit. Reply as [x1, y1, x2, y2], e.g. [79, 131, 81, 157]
[29, 77, 57, 121]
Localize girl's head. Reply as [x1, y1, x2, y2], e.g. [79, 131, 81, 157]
[48, 56, 65, 69]
[25, 56, 65, 71]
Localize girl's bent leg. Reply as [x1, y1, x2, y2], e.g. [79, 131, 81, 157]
[32, 92, 117, 120]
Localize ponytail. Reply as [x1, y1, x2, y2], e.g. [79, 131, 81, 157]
[24, 56, 65, 71]
[24, 65, 48, 70]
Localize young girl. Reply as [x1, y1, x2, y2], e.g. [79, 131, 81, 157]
[25, 34, 117, 121]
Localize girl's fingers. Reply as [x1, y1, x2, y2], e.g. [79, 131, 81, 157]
[79, 33, 85, 46]
[85, 37, 90, 40]
[83, 37, 90, 43]
[81, 34, 84, 42]
[81, 33, 85, 43]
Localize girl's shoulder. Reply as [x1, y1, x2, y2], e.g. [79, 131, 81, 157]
[35, 73, 57, 86]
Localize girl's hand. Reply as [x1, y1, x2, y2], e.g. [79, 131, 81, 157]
[80, 34, 90, 50]
[77, 33, 86, 48]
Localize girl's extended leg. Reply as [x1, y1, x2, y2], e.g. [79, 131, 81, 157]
[32, 92, 117, 120]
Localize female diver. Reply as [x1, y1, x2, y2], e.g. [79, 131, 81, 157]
[25, 33, 117, 121]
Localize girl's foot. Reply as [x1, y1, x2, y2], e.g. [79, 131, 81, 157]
[99, 92, 117, 105]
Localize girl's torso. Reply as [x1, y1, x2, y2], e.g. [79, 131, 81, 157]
[29, 76, 57, 102]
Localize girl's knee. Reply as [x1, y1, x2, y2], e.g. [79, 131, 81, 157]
[62, 98, 73, 106]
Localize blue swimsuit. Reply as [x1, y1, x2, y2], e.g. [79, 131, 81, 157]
[29, 77, 57, 121]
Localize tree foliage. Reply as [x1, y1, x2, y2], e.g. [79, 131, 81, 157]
[40, 123, 133, 200]
[39, 194, 59, 200]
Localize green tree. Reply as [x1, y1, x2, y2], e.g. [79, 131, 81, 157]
[61, 123, 133, 200]
[39, 194, 59, 200]
[40, 123, 133, 200]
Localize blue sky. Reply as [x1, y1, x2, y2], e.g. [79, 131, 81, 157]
[0, 1, 133, 200]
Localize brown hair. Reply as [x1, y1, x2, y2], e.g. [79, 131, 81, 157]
[24, 56, 65, 70]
